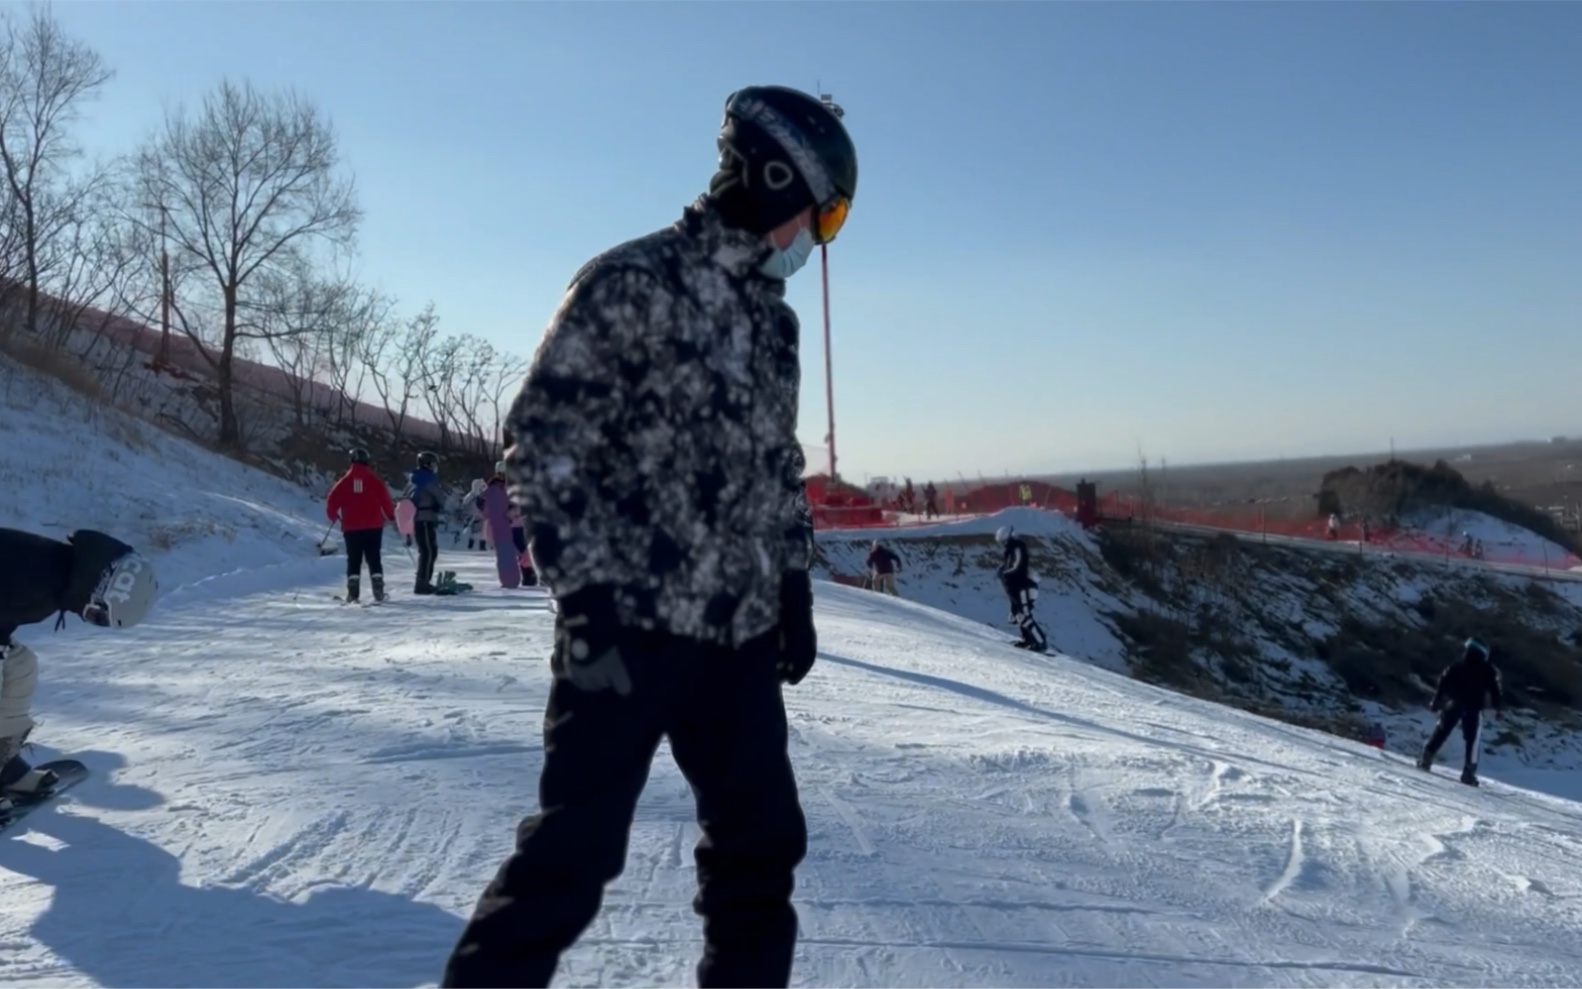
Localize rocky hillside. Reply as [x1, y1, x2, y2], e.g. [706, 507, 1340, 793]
[812, 508, 1582, 772]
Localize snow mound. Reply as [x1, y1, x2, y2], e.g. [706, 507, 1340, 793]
[1402, 506, 1575, 566]
[813, 507, 1133, 671]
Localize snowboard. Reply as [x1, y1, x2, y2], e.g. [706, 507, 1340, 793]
[480, 484, 521, 589]
[395, 499, 417, 539]
[0, 759, 91, 834]
[432, 571, 474, 596]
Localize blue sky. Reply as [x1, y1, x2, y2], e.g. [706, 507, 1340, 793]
[51, 2, 1582, 480]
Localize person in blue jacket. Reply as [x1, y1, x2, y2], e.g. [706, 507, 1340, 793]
[402, 452, 444, 594]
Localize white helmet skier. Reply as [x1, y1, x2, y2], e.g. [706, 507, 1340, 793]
[0, 528, 158, 812]
[82, 551, 159, 629]
[995, 525, 1013, 544]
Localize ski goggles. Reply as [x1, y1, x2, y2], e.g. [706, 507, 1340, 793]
[814, 194, 851, 245]
[82, 599, 112, 628]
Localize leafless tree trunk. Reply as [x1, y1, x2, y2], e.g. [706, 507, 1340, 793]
[445, 335, 497, 457]
[137, 77, 359, 447]
[0, 6, 112, 340]
[420, 332, 463, 455]
[367, 301, 438, 449]
[250, 265, 349, 424]
[324, 284, 391, 429]
[484, 350, 529, 456]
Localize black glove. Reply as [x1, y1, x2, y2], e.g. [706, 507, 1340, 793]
[777, 569, 817, 685]
[552, 584, 632, 696]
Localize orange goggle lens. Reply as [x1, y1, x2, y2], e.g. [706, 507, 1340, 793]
[815, 196, 851, 245]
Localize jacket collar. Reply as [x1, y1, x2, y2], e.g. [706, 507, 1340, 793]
[684, 196, 781, 289]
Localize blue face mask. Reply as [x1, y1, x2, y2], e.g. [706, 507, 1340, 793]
[759, 225, 815, 280]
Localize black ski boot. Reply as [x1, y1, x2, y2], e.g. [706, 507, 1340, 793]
[1417, 751, 1434, 771]
[345, 575, 360, 603]
[371, 574, 386, 602]
[1460, 768, 1480, 787]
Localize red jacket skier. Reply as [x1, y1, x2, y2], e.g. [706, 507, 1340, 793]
[327, 458, 396, 532]
[325, 450, 396, 602]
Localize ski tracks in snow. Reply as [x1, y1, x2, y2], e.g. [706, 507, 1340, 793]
[3, 570, 1582, 986]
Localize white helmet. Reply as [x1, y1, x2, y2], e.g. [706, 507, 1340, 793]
[84, 552, 158, 629]
[494, 460, 508, 475]
[995, 525, 1013, 544]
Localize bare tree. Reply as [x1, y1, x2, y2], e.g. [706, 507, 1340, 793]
[323, 284, 392, 429]
[366, 301, 438, 448]
[0, 5, 112, 340]
[252, 264, 348, 424]
[419, 332, 466, 454]
[483, 349, 529, 453]
[137, 77, 360, 447]
[444, 335, 500, 457]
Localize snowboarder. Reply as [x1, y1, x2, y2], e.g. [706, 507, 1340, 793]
[402, 452, 444, 594]
[996, 524, 1049, 653]
[478, 463, 529, 590]
[441, 84, 856, 989]
[866, 539, 903, 596]
[0, 528, 158, 812]
[326, 448, 396, 602]
[1419, 637, 1504, 786]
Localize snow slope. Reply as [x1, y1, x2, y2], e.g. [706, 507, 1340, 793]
[814, 508, 1135, 672]
[0, 356, 339, 593]
[5, 356, 1582, 986]
[4, 546, 1582, 987]
[1401, 506, 1576, 567]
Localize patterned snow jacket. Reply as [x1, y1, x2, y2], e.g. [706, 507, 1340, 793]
[505, 197, 810, 647]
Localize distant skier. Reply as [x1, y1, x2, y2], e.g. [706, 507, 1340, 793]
[923, 481, 938, 519]
[996, 524, 1049, 653]
[1419, 637, 1503, 786]
[464, 478, 487, 550]
[866, 539, 902, 596]
[402, 452, 444, 594]
[325, 448, 396, 602]
[442, 83, 855, 989]
[0, 528, 158, 812]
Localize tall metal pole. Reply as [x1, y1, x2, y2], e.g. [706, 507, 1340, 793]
[818, 89, 844, 484]
[820, 241, 837, 482]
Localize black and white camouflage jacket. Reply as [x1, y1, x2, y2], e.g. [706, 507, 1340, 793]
[506, 197, 812, 647]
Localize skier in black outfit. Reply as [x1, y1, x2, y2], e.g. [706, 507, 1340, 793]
[996, 524, 1049, 653]
[441, 85, 856, 989]
[403, 451, 444, 594]
[1419, 637, 1504, 786]
[0, 527, 158, 812]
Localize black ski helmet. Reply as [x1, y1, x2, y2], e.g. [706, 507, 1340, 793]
[710, 85, 857, 238]
[1464, 637, 1491, 663]
[348, 447, 371, 465]
[416, 451, 439, 470]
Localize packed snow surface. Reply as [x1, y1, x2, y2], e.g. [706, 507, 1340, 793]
[5, 360, 1582, 986]
[1, 550, 1581, 987]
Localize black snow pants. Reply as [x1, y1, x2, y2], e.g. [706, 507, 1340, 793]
[413, 521, 439, 589]
[1003, 579, 1049, 651]
[1423, 705, 1483, 772]
[343, 528, 384, 578]
[441, 624, 808, 989]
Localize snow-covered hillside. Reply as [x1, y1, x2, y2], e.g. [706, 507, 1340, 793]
[7, 356, 1582, 986]
[814, 509, 1582, 774]
[815, 509, 1134, 671]
[4, 549, 1582, 986]
[1, 356, 336, 592]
